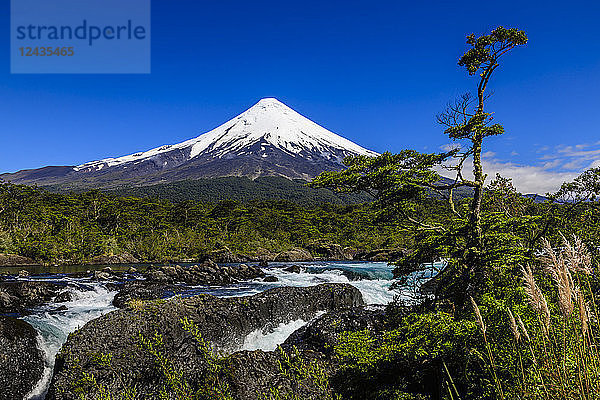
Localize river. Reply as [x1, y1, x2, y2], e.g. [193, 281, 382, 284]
[7, 261, 441, 399]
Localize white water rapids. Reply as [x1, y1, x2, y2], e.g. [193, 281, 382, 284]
[21, 281, 117, 400]
[11, 261, 442, 399]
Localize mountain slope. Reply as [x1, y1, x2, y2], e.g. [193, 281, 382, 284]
[105, 177, 374, 205]
[1, 98, 377, 189]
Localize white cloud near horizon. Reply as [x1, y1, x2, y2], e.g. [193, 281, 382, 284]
[436, 141, 600, 194]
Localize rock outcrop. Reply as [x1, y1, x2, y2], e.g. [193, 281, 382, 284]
[306, 242, 356, 260]
[113, 262, 267, 307]
[283, 264, 302, 273]
[0, 317, 45, 400]
[89, 253, 140, 265]
[208, 247, 250, 263]
[0, 254, 39, 266]
[253, 248, 278, 262]
[274, 248, 314, 262]
[47, 284, 364, 399]
[0, 281, 67, 315]
[219, 307, 389, 400]
[283, 306, 388, 356]
[144, 261, 265, 285]
[112, 282, 178, 308]
[282, 305, 418, 400]
[222, 349, 334, 400]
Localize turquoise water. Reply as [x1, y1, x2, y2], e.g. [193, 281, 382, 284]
[11, 260, 443, 399]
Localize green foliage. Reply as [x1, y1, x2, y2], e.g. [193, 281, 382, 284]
[458, 27, 528, 75]
[554, 166, 600, 203]
[311, 151, 449, 201]
[134, 319, 234, 400]
[137, 332, 196, 400]
[72, 352, 138, 400]
[471, 236, 600, 399]
[332, 312, 489, 399]
[0, 182, 403, 264]
[259, 347, 340, 400]
[179, 317, 233, 399]
[104, 176, 373, 206]
[76, 371, 137, 400]
[311, 26, 530, 305]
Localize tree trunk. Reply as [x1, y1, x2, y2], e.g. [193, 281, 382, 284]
[467, 125, 485, 295]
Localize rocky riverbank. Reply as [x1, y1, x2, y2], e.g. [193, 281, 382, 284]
[0, 261, 270, 315]
[0, 261, 400, 399]
[0, 254, 40, 267]
[47, 283, 365, 399]
[0, 260, 385, 316]
[0, 244, 404, 269]
[0, 317, 45, 400]
[0, 281, 70, 315]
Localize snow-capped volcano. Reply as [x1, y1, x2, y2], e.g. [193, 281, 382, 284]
[76, 98, 376, 172]
[2, 98, 377, 188]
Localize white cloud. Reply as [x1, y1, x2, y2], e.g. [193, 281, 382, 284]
[562, 159, 590, 171]
[480, 158, 578, 195]
[438, 153, 586, 195]
[433, 141, 600, 194]
[440, 143, 461, 152]
[542, 159, 562, 169]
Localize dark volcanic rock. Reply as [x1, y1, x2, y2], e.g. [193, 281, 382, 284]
[144, 260, 265, 285]
[89, 253, 140, 265]
[53, 290, 73, 303]
[0, 281, 66, 315]
[283, 264, 302, 273]
[209, 247, 249, 263]
[283, 306, 388, 356]
[275, 248, 314, 262]
[0, 253, 39, 267]
[306, 242, 355, 260]
[112, 282, 178, 308]
[254, 248, 278, 262]
[223, 349, 335, 400]
[342, 247, 360, 260]
[92, 271, 111, 280]
[47, 284, 364, 399]
[0, 317, 45, 400]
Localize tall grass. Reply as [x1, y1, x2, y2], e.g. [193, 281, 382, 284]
[473, 234, 600, 399]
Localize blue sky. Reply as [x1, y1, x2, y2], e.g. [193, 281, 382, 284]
[1, 0, 599, 193]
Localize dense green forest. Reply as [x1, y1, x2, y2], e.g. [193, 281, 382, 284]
[0, 181, 404, 264]
[110, 176, 374, 205]
[41, 176, 374, 206]
[0, 174, 598, 269]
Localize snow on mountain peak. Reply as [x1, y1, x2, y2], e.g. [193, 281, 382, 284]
[255, 97, 282, 105]
[75, 98, 377, 172]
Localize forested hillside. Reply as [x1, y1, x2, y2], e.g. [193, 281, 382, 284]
[0, 182, 397, 264]
[0, 177, 598, 268]
[105, 176, 374, 205]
